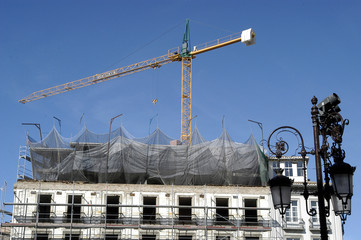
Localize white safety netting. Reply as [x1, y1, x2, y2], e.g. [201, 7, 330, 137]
[27, 125, 268, 186]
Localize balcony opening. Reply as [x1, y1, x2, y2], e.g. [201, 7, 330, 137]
[143, 196, 156, 224]
[216, 198, 229, 224]
[67, 195, 82, 223]
[105, 234, 118, 240]
[244, 199, 257, 225]
[179, 197, 192, 224]
[179, 236, 192, 240]
[35, 233, 49, 240]
[216, 237, 230, 240]
[65, 234, 80, 240]
[38, 194, 51, 222]
[142, 235, 156, 240]
[107, 195, 120, 223]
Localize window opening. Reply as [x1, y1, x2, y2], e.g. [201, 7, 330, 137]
[67, 195, 81, 223]
[179, 197, 192, 224]
[216, 198, 229, 224]
[38, 194, 51, 222]
[244, 199, 257, 225]
[272, 161, 280, 177]
[107, 195, 120, 223]
[143, 197, 157, 224]
[311, 200, 319, 225]
[284, 161, 293, 177]
[297, 161, 304, 176]
[286, 200, 299, 223]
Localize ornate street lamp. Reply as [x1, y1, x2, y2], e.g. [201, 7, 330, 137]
[329, 160, 355, 205]
[331, 191, 351, 223]
[267, 93, 356, 240]
[269, 168, 293, 216]
[267, 126, 305, 217]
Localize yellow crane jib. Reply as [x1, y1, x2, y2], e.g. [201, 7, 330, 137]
[18, 22, 255, 145]
[18, 54, 174, 104]
[190, 28, 255, 56]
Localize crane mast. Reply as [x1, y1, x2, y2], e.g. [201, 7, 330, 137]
[19, 21, 255, 145]
[180, 20, 193, 143]
[181, 57, 193, 143]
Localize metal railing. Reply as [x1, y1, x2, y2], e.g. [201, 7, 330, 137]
[12, 211, 273, 228]
[309, 218, 331, 230]
[7, 200, 274, 239]
[282, 218, 305, 230]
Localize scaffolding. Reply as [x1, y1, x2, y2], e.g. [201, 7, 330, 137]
[17, 146, 32, 181]
[0, 182, 11, 240]
[4, 181, 280, 240]
[27, 126, 268, 186]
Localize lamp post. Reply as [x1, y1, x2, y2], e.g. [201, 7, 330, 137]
[22, 123, 43, 142]
[106, 113, 123, 183]
[248, 119, 264, 152]
[188, 115, 197, 145]
[267, 93, 355, 240]
[53, 116, 62, 135]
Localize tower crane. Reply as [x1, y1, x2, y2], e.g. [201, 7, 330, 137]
[19, 20, 256, 144]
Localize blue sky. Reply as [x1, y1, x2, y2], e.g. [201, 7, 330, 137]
[1, 0, 360, 238]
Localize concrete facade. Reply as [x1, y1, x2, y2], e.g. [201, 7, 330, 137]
[9, 181, 274, 239]
[5, 177, 343, 239]
[1, 152, 344, 240]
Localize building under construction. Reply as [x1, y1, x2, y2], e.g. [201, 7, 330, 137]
[1, 125, 343, 239]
